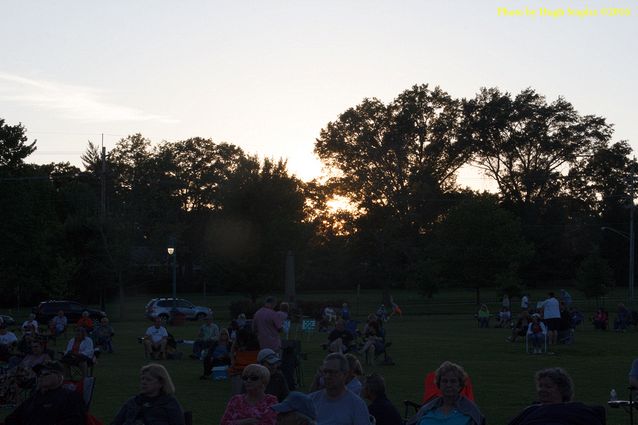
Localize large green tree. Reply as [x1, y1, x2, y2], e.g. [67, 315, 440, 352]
[423, 194, 534, 304]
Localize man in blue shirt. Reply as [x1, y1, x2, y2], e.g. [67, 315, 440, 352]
[309, 353, 370, 425]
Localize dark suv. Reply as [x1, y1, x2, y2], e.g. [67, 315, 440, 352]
[33, 300, 107, 324]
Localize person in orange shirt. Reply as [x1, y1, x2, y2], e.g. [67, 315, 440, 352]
[76, 311, 94, 333]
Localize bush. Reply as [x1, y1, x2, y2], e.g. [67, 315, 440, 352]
[228, 299, 260, 320]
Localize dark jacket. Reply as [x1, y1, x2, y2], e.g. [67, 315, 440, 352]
[507, 402, 605, 425]
[368, 394, 403, 425]
[407, 395, 485, 425]
[5, 386, 86, 425]
[111, 394, 185, 425]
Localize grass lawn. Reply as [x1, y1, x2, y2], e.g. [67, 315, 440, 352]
[1, 288, 635, 425]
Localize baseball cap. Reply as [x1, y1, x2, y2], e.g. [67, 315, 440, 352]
[271, 391, 317, 420]
[257, 348, 280, 364]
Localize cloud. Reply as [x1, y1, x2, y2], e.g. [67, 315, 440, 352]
[0, 72, 178, 124]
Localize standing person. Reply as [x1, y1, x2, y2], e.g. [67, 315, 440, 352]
[502, 294, 511, 310]
[191, 315, 219, 359]
[144, 317, 168, 359]
[4, 361, 86, 425]
[112, 363, 185, 425]
[521, 294, 529, 311]
[406, 361, 485, 425]
[560, 289, 573, 307]
[363, 373, 402, 425]
[542, 292, 561, 345]
[253, 296, 284, 353]
[308, 353, 370, 425]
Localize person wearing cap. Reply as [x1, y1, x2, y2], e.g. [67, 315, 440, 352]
[112, 363, 185, 425]
[258, 348, 290, 402]
[363, 373, 402, 425]
[252, 296, 284, 353]
[526, 314, 547, 354]
[221, 363, 278, 425]
[271, 391, 317, 425]
[4, 360, 86, 425]
[309, 353, 370, 425]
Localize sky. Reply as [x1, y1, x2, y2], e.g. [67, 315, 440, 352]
[1, 0, 636, 188]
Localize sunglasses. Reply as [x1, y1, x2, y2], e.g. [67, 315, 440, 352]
[241, 375, 260, 382]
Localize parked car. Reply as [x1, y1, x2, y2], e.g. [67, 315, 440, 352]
[145, 298, 212, 321]
[0, 314, 15, 326]
[33, 300, 107, 324]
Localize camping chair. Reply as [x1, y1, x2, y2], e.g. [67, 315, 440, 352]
[281, 339, 305, 389]
[403, 371, 476, 424]
[525, 331, 548, 354]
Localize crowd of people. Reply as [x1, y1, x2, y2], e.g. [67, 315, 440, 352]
[1, 293, 631, 424]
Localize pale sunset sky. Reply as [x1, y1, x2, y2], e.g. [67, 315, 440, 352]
[1, 0, 636, 189]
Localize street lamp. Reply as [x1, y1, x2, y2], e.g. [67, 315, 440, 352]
[601, 226, 634, 300]
[167, 241, 177, 312]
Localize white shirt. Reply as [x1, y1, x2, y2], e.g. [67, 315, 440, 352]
[521, 295, 529, 309]
[543, 297, 561, 319]
[0, 331, 18, 346]
[65, 337, 94, 358]
[21, 319, 39, 333]
[146, 325, 168, 344]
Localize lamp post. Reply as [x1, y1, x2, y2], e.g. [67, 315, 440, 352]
[167, 242, 177, 312]
[601, 226, 634, 301]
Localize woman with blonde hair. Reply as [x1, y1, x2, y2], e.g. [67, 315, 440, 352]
[221, 363, 277, 425]
[112, 363, 184, 425]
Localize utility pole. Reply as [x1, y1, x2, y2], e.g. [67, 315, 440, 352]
[100, 136, 107, 312]
[630, 159, 636, 301]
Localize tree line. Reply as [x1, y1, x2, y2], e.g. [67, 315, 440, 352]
[0, 84, 631, 308]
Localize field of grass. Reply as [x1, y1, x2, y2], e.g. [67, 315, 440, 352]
[1, 288, 636, 425]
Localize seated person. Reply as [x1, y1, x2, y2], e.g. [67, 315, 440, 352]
[202, 328, 232, 379]
[191, 315, 219, 359]
[0, 323, 18, 362]
[359, 324, 384, 365]
[50, 310, 68, 337]
[4, 361, 86, 425]
[614, 303, 631, 331]
[496, 307, 511, 328]
[20, 339, 52, 371]
[144, 317, 168, 360]
[257, 348, 290, 402]
[76, 310, 94, 333]
[92, 317, 115, 353]
[526, 314, 547, 354]
[21, 314, 39, 334]
[376, 304, 388, 322]
[271, 391, 317, 425]
[61, 327, 94, 377]
[363, 373, 402, 425]
[507, 367, 605, 425]
[570, 308, 584, 328]
[507, 310, 530, 342]
[592, 308, 608, 330]
[326, 320, 354, 353]
[477, 304, 490, 328]
[16, 324, 38, 355]
[406, 361, 485, 425]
